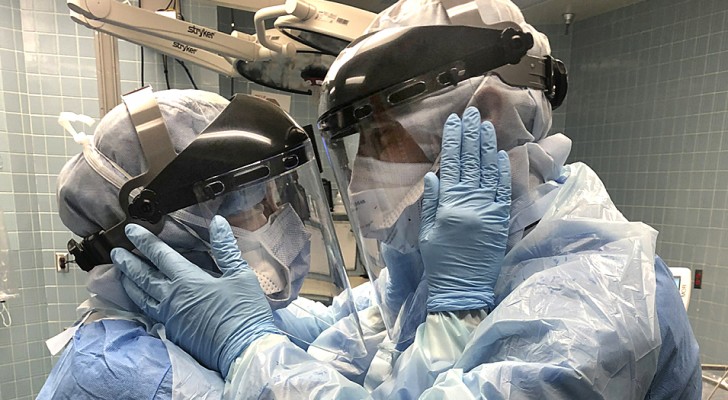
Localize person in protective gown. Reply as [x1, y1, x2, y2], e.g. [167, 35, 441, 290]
[115, 1, 701, 398]
[39, 88, 367, 399]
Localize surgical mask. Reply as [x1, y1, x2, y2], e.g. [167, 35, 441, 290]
[230, 203, 312, 308]
[381, 201, 422, 254]
[349, 156, 430, 239]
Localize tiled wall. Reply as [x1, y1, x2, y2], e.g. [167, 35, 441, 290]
[0, 1, 222, 399]
[562, 0, 728, 363]
[2, 0, 726, 398]
[1, 1, 54, 398]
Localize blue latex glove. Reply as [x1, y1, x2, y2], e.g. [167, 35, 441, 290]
[420, 107, 511, 312]
[381, 244, 424, 314]
[112, 216, 279, 378]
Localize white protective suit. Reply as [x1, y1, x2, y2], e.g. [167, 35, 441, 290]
[223, 162, 661, 399]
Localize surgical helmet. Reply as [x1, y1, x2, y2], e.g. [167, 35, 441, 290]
[58, 88, 352, 309]
[315, 0, 567, 344]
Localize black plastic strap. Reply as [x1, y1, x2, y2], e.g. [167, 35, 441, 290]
[67, 235, 113, 272]
[320, 27, 536, 139]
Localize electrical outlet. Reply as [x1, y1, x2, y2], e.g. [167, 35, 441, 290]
[55, 252, 70, 273]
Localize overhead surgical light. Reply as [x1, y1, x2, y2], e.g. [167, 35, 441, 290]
[66, 0, 375, 95]
[215, 0, 375, 56]
[235, 28, 336, 95]
[273, 0, 375, 55]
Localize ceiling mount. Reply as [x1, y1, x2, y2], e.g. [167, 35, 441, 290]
[563, 12, 574, 35]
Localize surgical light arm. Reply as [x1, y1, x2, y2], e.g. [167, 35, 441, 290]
[254, 5, 297, 57]
[215, 0, 375, 55]
[71, 11, 240, 77]
[68, 0, 278, 61]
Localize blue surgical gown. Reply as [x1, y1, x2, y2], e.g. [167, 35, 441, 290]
[37, 319, 174, 400]
[38, 288, 225, 400]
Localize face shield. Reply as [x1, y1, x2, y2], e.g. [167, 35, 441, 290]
[175, 165, 334, 310]
[67, 87, 367, 359]
[317, 24, 567, 344]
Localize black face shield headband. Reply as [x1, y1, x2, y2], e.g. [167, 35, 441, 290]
[318, 23, 567, 140]
[68, 88, 311, 272]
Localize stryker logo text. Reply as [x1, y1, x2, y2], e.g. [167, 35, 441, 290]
[187, 25, 215, 39]
[172, 42, 198, 54]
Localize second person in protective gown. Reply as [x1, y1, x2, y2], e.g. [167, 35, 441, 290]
[40, 88, 370, 399]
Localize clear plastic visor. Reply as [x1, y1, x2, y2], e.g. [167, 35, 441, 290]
[173, 151, 367, 359]
[323, 125, 427, 341]
[319, 80, 480, 343]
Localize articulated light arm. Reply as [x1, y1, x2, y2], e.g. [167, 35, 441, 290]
[67, 0, 371, 94]
[211, 0, 375, 55]
[70, 11, 240, 77]
[254, 5, 297, 57]
[68, 0, 277, 61]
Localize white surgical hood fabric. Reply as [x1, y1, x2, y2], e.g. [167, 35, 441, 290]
[57, 89, 229, 257]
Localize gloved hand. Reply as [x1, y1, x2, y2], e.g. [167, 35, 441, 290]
[420, 107, 511, 312]
[381, 244, 424, 314]
[112, 216, 279, 378]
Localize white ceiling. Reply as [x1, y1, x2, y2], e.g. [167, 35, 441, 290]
[340, 0, 646, 25]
